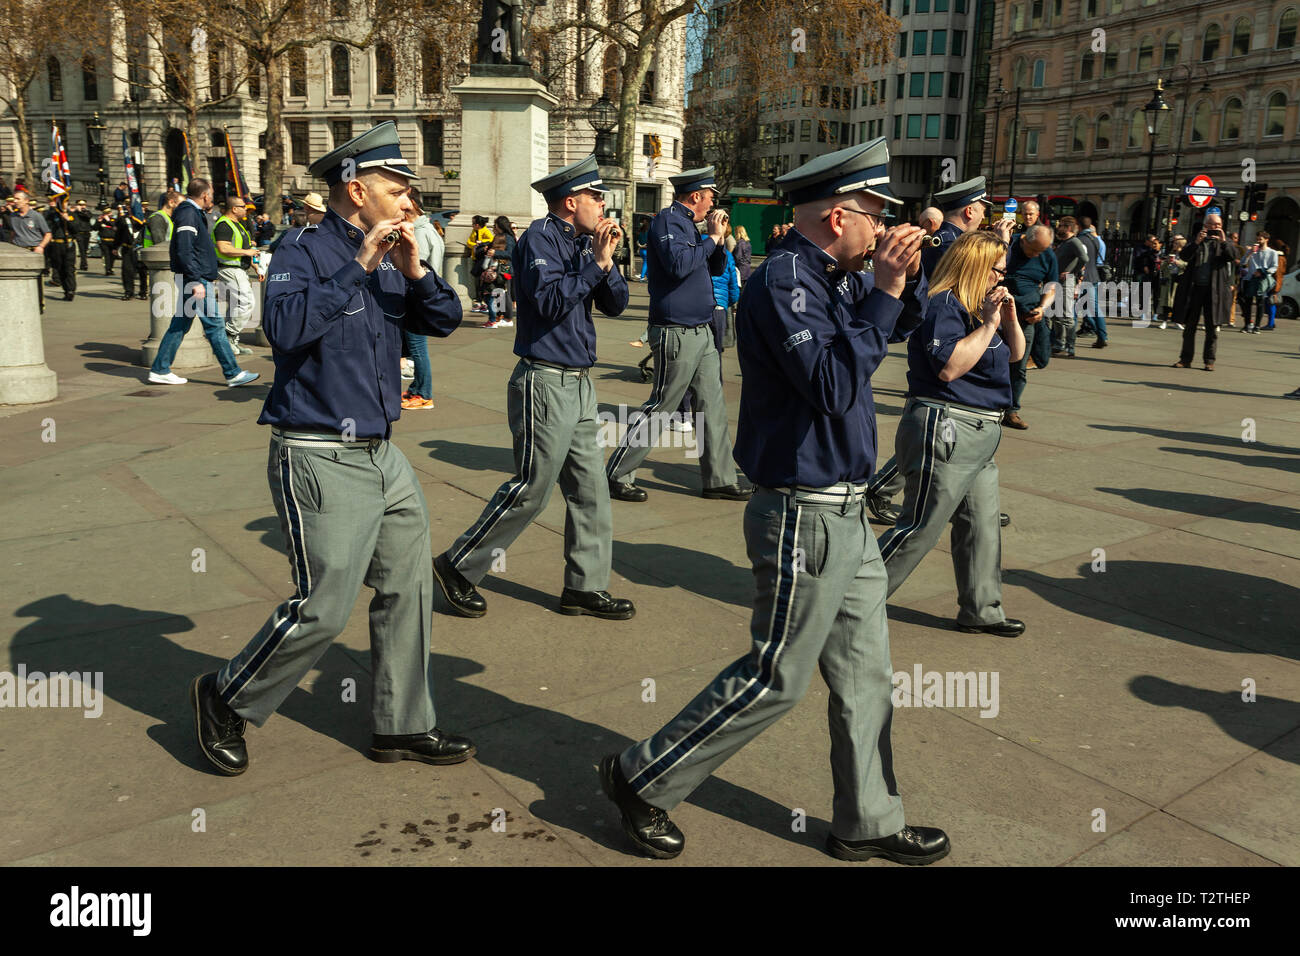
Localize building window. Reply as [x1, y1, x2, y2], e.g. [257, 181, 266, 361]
[931, 30, 947, 55]
[289, 121, 310, 166]
[1095, 113, 1112, 150]
[945, 114, 959, 139]
[1010, 4, 1023, 32]
[1201, 23, 1221, 61]
[1071, 116, 1086, 151]
[952, 30, 966, 56]
[1031, 59, 1045, 87]
[85, 121, 102, 164]
[1026, 129, 1039, 155]
[1163, 33, 1181, 66]
[1219, 98, 1242, 139]
[802, 85, 813, 107]
[816, 121, 826, 142]
[831, 87, 840, 109]
[928, 72, 943, 96]
[859, 120, 867, 142]
[800, 119, 811, 141]
[47, 56, 63, 101]
[898, 32, 907, 57]
[82, 56, 97, 101]
[289, 48, 307, 97]
[1127, 109, 1144, 148]
[1102, 51, 1118, 77]
[1079, 49, 1094, 81]
[907, 114, 922, 138]
[924, 115, 940, 139]
[910, 72, 924, 97]
[1137, 36, 1154, 71]
[917, 0, 929, 11]
[1279, 9, 1298, 49]
[331, 45, 351, 97]
[331, 119, 352, 147]
[422, 119, 444, 166]
[1264, 91, 1287, 136]
[422, 42, 443, 96]
[249, 67, 261, 100]
[912, 31, 927, 56]
[894, 115, 902, 139]
[1231, 18, 1251, 56]
[829, 121, 840, 142]
[936, 0, 950, 10]
[948, 72, 963, 98]
[376, 43, 395, 95]
[1190, 101, 1209, 142]
[819, 85, 829, 107]
[896, 73, 904, 97]
[640, 70, 655, 104]
[1013, 57, 1027, 87]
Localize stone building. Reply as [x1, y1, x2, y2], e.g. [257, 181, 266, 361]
[0, 1, 687, 220]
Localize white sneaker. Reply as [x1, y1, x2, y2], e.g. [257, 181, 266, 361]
[148, 371, 188, 385]
[225, 370, 261, 387]
[401, 359, 415, 379]
[1158, 321, 1167, 330]
[497, 319, 514, 327]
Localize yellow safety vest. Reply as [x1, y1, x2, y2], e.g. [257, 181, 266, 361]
[213, 215, 252, 264]
[142, 210, 173, 248]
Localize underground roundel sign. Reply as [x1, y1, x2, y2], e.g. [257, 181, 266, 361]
[1185, 175, 1217, 209]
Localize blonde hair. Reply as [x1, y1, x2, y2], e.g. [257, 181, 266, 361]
[734, 225, 748, 241]
[927, 231, 1008, 320]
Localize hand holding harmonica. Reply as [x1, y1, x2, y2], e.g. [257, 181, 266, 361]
[592, 217, 621, 271]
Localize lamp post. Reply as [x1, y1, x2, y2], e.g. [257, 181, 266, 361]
[1163, 63, 1212, 240]
[122, 91, 146, 200]
[1142, 80, 1170, 235]
[587, 94, 617, 166]
[991, 83, 1007, 198]
[88, 110, 107, 205]
[1006, 86, 1022, 203]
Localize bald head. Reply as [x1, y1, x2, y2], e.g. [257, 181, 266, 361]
[1019, 223, 1053, 257]
[917, 206, 942, 234]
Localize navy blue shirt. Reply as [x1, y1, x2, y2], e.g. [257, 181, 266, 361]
[170, 198, 219, 282]
[1003, 239, 1058, 315]
[647, 201, 724, 327]
[735, 229, 907, 488]
[906, 289, 1011, 411]
[511, 213, 629, 367]
[257, 209, 463, 439]
[920, 220, 963, 277]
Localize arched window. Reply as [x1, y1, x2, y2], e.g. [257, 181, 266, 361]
[1201, 23, 1221, 60]
[1278, 9, 1298, 49]
[1264, 91, 1286, 136]
[289, 48, 307, 97]
[1190, 100, 1210, 142]
[1137, 35, 1154, 71]
[1072, 115, 1087, 151]
[1079, 47, 1094, 80]
[1231, 18, 1251, 56]
[1220, 97, 1242, 139]
[209, 128, 224, 149]
[82, 56, 97, 101]
[47, 56, 63, 101]
[331, 45, 351, 97]
[1031, 59, 1045, 87]
[1013, 57, 1027, 88]
[1095, 113, 1112, 150]
[602, 45, 620, 98]
[422, 41, 442, 95]
[375, 42, 395, 95]
[1127, 109, 1144, 148]
[1162, 32, 1180, 66]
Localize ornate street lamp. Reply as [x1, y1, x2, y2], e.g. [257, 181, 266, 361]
[588, 94, 618, 165]
[88, 110, 107, 205]
[1142, 80, 1170, 235]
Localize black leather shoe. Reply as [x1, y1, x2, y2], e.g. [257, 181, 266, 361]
[599, 754, 684, 859]
[190, 673, 248, 775]
[433, 552, 486, 618]
[1000, 512, 1010, 528]
[868, 492, 903, 525]
[560, 589, 635, 620]
[120, 294, 132, 300]
[826, 825, 950, 865]
[370, 728, 476, 765]
[609, 480, 648, 502]
[956, 618, 1026, 637]
[702, 483, 752, 500]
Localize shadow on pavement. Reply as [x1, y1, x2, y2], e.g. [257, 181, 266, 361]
[1157, 446, 1300, 475]
[76, 341, 143, 366]
[1090, 423, 1300, 457]
[420, 437, 515, 473]
[1128, 676, 1300, 765]
[614, 540, 751, 609]
[1097, 487, 1300, 530]
[1103, 379, 1289, 400]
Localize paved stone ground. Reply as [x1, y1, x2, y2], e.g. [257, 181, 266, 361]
[2, 268, 1297, 867]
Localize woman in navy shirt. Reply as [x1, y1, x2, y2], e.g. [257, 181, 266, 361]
[876, 230, 1029, 637]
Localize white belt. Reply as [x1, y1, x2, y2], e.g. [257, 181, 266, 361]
[910, 397, 1005, 423]
[768, 482, 869, 505]
[271, 427, 384, 449]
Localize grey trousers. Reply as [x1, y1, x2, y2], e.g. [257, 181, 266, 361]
[619, 487, 906, 841]
[219, 434, 437, 735]
[877, 400, 1006, 626]
[446, 359, 612, 592]
[867, 457, 905, 500]
[606, 324, 738, 489]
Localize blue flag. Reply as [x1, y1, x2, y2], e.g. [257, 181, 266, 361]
[122, 131, 144, 220]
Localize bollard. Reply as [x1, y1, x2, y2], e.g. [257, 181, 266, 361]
[0, 246, 58, 404]
[139, 245, 216, 370]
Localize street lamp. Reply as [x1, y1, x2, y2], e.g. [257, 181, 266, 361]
[1163, 63, 1213, 240]
[587, 94, 617, 165]
[1006, 86, 1022, 202]
[991, 83, 1007, 197]
[1142, 80, 1170, 235]
[88, 110, 107, 205]
[122, 91, 146, 200]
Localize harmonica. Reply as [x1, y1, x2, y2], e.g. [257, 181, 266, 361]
[921, 234, 943, 247]
[384, 230, 401, 244]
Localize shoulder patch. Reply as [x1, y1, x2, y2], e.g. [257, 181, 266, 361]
[782, 329, 813, 351]
[269, 272, 292, 282]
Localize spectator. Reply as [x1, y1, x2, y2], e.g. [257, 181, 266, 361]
[1267, 240, 1289, 331]
[493, 214, 518, 315]
[1073, 221, 1104, 342]
[113, 181, 128, 204]
[212, 197, 260, 354]
[634, 215, 650, 281]
[1053, 216, 1090, 354]
[733, 224, 752, 284]
[1157, 236, 1189, 329]
[1240, 231, 1278, 334]
[300, 192, 326, 226]
[917, 206, 943, 235]
[480, 235, 514, 329]
[0, 173, 11, 201]
[280, 194, 294, 225]
[1020, 200, 1040, 230]
[399, 195, 441, 411]
[1171, 212, 1242, 371]
[465, 214, 495, 312]
[145, 190, 181, 249]
[7, 190, 52, 311]
[1003, 224, 1059, 430]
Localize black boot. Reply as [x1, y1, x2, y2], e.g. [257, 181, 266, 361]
[432, 553, 486, 617]
[559, 589, 635, 620]
[370, 728, 476, 765]
[190, 673, 248, 775]
[826, 825, 950, 865]
[599, 754, 684, 859]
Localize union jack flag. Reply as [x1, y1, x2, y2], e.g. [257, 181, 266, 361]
[47, 121, 71, 195]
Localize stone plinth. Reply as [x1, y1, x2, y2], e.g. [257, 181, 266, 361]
[139, 246, 215, 370]
[0, 246, 58, 405]
[447, 70, 558, 305]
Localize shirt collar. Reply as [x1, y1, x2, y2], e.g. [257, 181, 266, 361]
[787, 227, 841, 278]
[545, 211, 579, 241]
[671, 201, 698, 222]
[321, 207, 367, 249]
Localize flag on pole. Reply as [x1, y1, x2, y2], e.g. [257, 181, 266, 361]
[47, 120, 71, 196]
[223, 126, 250, 203]
[122, 131, 144, 220]
[179, 131, 194, 194]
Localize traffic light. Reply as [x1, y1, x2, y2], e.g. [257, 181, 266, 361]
[649, 134, 662, 160]
[1247, 182, 1267, 214]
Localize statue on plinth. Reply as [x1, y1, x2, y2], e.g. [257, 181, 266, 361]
[477, 0, 545, 67]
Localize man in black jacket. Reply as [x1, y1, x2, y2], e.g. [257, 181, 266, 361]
[147, 178, 259, 387]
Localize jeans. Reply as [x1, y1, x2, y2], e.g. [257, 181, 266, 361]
[1011, 318, 1047, 411]
[638, 254, 648, 280]
[150, 278, 242, 379]
[403, 330, 432, 399]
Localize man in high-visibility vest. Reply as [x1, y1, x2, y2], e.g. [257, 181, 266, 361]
[213, 197, 261, 355]
[144, 190, 180, 248]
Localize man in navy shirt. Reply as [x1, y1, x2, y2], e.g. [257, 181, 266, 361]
[1003, 224, 1058, 429]
[598, 140, 951, 867]
[188, 123, 473, 777]
[432, 156, 637, 622]
[606, 166, 749, 503]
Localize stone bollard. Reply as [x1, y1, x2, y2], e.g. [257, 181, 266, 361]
[139, 246, 216, 370]
[0, 245, 58, 404]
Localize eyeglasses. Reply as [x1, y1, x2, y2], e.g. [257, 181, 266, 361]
[823, 205, 888, 229]
[991, 266, 1008, 276]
